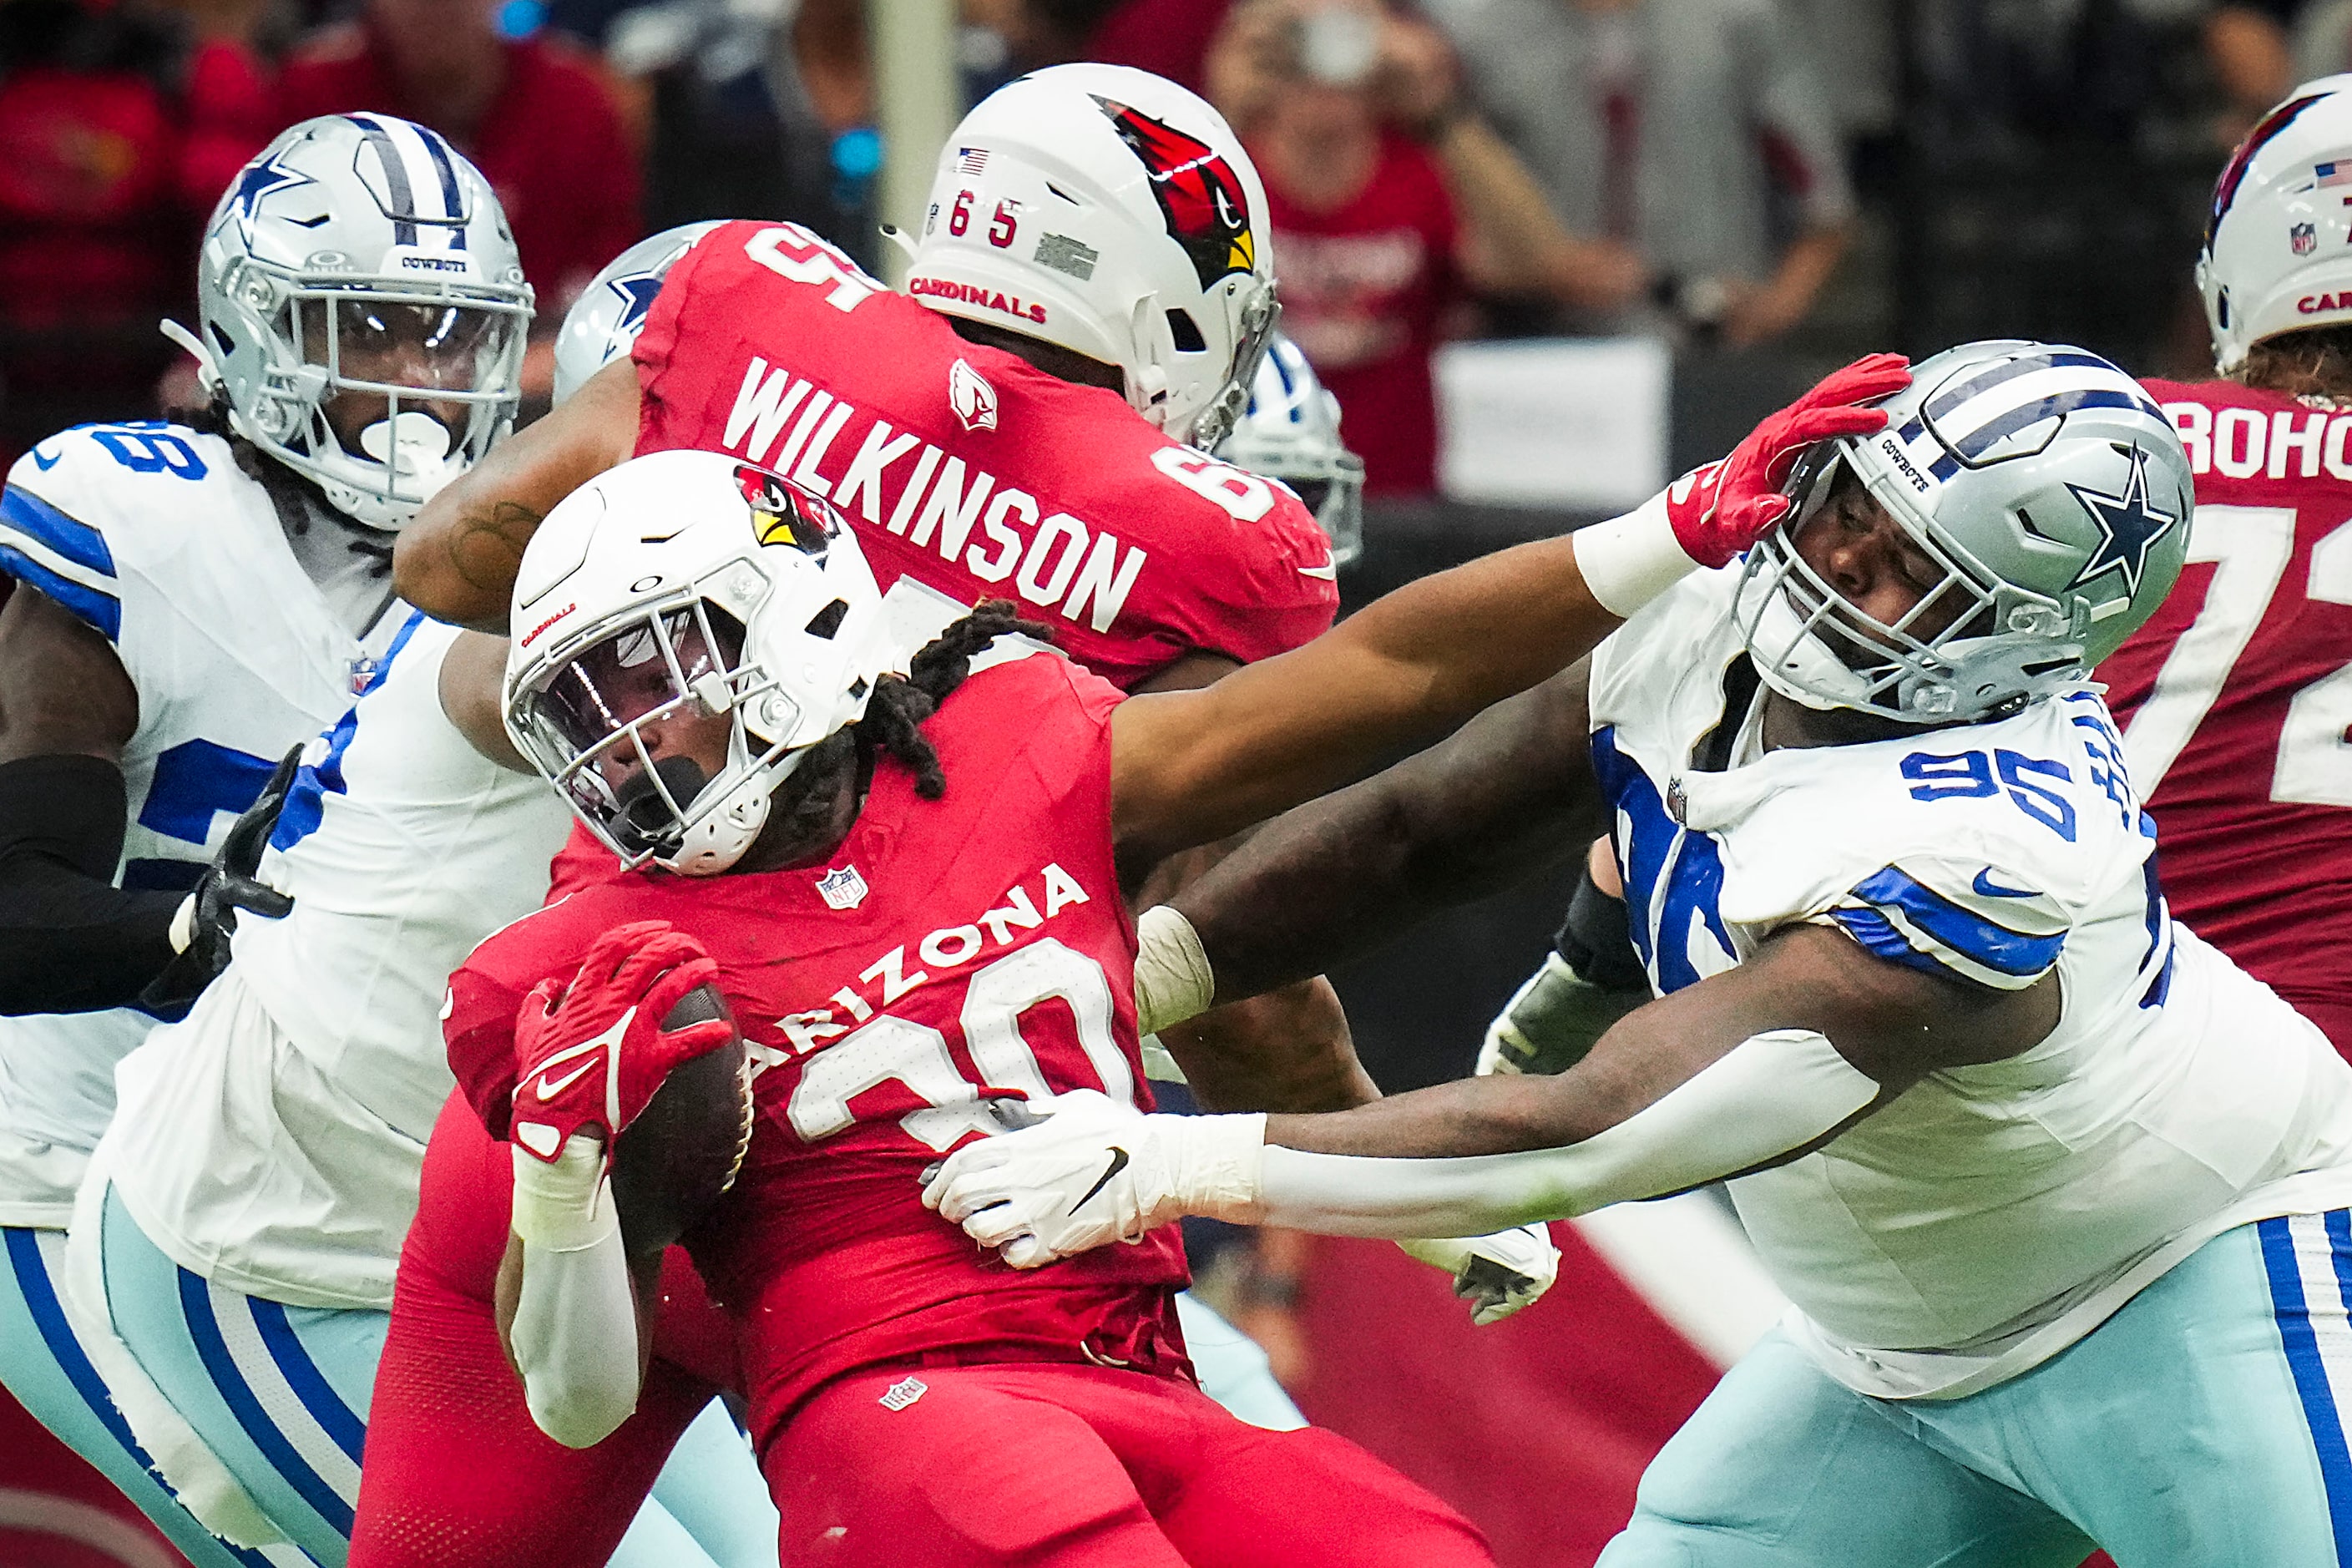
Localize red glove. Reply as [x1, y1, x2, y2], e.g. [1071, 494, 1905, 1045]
[509, 920, 736, 1166]
[1666, 352, 1912, 568]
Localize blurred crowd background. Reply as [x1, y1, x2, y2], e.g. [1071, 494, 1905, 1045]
[0, 0, 2312, 478]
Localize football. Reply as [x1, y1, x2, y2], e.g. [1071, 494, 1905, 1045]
[609, 982, 753, 1255]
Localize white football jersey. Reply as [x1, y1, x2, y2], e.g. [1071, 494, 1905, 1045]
[0, 424, 410, 1227]
[1591, 568, 2352, 1399]
[102, 613, 570, 1308]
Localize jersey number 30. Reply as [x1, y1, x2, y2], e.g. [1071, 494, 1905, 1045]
[785, 939, 1134, 1152]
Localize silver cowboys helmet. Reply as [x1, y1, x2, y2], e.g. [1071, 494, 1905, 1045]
[504, 449, 903, 877]
[1737, 340, 2194, 723]
[177, 114, 533, 529]
[1216, 334, 1364, 567]
[551, 221, 724, 406]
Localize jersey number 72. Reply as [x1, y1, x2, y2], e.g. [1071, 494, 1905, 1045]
[2121, 505, 2352, 807]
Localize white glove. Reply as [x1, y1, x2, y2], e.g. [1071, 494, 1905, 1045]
[921, 1090, 1265, 1267]
[1395, 1225, 1561, 1325]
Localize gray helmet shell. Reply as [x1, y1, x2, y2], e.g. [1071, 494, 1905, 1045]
[552, 222, 725, 407]
[1215, 334, 1364, 566]
[1737, 340, 2194, 723]
[188, 114, 533, 529]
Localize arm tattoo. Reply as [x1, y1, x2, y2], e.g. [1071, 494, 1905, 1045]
[449, 501, 545, 594]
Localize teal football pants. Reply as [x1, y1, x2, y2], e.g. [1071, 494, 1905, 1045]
[92, 1185, 779, 1568]
[1600, 1214, 2352, 1566]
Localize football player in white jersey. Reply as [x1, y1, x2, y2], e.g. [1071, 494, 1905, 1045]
[928, 340, 2352, 1565]
[0, 114, 529, 1568]
[53, 234, 789, 1568]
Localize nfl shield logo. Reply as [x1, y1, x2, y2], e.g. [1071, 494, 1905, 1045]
[815, 864, 869, 911]
[878, 1376, 928, 1411]
[2294, 221, 2319, 256]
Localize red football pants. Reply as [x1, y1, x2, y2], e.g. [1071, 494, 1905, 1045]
[348, 1094, 740, 1568]
[766, 1361, 1493, 1567]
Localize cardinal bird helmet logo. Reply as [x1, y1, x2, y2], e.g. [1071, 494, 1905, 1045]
[1093, 97, 1257, 291]
[737, 463, 832, 556]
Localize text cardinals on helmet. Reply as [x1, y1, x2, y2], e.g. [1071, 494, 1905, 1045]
[904, 63, 1280, 450]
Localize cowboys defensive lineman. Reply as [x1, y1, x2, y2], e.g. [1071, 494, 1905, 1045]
[0, 115, 529, 1565]
[928, 341, 2352, 1565]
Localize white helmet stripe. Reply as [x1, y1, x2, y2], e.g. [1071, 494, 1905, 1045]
[1889, 353, 2164, 479]
[345, 115, 422, 246]
[346, 114, 468, 249]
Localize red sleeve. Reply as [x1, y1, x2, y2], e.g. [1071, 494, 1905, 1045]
[630, 218, 743, 453]
[443, 894, 611, 1137]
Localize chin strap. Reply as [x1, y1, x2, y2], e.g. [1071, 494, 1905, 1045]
[159, 317, 224, 392]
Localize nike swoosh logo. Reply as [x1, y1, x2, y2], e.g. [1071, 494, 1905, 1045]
[1971, 869, 2038, 899]
[1071, 1146, 1130, 1214]
[1298, 561, 1338, 580]
[527, 1006, 635, 1102]
[534, 1060, 597, 1100]
[28, 448, 59, 470]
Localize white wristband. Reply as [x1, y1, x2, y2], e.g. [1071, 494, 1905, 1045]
[1135, 905, 1215, 1037]
[510, 1137, 615, 1253]
[167, 894, 197, 955]
[1163, 1110, 1268, 1227]
[1570, 490, 1695, 619]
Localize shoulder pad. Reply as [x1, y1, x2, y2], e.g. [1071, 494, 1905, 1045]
[3, 425, 242, 642]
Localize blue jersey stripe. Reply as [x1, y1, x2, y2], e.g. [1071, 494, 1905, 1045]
[0, 544, 121, 640]
[1828, 907, 1953, 978]
[176, 1268, 356, 1536]
[2260, 1215, 2352, 1564]
[1, 485, 116, 578]
[246, 1297, 365, 1466]
[1849, 866, 2065, 977]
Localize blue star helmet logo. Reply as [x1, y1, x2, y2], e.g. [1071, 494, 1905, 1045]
[228, 145, 316, 232]
[2066, 447, 2180, 597]
[606, 269, 664, 335]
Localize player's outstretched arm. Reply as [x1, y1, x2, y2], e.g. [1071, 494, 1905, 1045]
[926, 920, 2059, 1262]
[1104, 354, 1908, 871]
[392, 356, 642, 632]
[1137, 663, 1604, 1033]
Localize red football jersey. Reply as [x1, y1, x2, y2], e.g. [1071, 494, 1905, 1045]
[632, 219, 1339, 690]
[2101, 377, 2352, 1044]
[447, 653, 1189, 1450]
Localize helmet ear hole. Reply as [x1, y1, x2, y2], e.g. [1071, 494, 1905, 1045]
[805, 599, 849, 640]
[1166, 309, 1207, 353]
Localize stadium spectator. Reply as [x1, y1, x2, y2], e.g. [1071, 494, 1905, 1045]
[185, 0, 645, 404]
[1209, 0, 1648, 497]
[0, 0, 276, 464]
[1425, 0, 1854, 346]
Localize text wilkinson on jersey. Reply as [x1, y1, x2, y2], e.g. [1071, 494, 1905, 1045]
[723, 356, 1148, 635]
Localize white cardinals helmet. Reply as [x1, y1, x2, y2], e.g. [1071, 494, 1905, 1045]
[905, 63, 1278, 449]
[2200, 76, 2352, 372]
[504, 449, 903, 876]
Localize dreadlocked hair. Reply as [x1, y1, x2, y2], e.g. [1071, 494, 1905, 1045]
[849, 599, 1056, 801]
[164, 383, 321, 510]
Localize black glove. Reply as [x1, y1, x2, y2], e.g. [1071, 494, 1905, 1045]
[139, 746, 303, 1014]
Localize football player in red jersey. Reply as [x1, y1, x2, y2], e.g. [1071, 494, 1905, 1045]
[410, 355, 1888, 1565]
[2103, 75, 2352, 1059]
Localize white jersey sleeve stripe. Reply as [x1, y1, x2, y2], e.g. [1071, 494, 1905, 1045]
[1832, 865, 2066, 989]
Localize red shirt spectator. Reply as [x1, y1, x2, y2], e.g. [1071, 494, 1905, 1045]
[1261, 127, 1459, 497]
[1085, 0, 1237, 94]
[276, 11, 641, 305]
